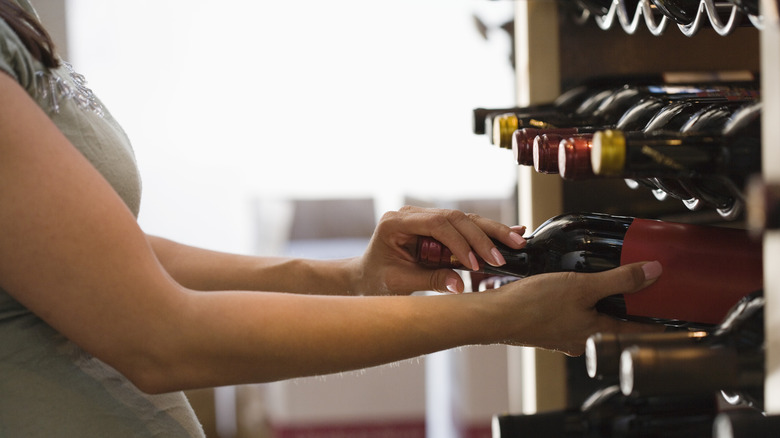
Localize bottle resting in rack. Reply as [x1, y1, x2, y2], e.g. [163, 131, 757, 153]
[585, 330, 710, 380]
[492, 83, 758, 149]
[556, 97, 757, 180]
[619, 292, 765, 408]
[530, 93, 684, 174]
[518, 90, 753, 169]
[416, 212, 763, 327]
[587, 289, 764, 382]
[592, 101, 761, 179]
[473, 71, 729, 136]
[492, 384, 719, 438]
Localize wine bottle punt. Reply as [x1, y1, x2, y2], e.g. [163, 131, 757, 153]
[416, 212, 763, 327]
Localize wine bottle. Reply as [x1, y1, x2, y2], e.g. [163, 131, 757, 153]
[585, 330, 709, 380]
[560, 99, 754, 198]
[490, 84, 752, 149]
[555, 99, 719, 181]
[416, 212, 763, 326]
[714, 410, 780, 438]
[559, 136, 676, 203]
[513, 127, 579, 166]
[514, 88, 757, 165]
[558, 134, 598, 180]
[652, 0, 746, 26]
[492, 385, 719, 438]
[643, 100, 758, 217]
[533, 133, 570, 174]
[651, 0, 702, 25]
[587, 290, 763, 381]
[533, 94, 677, 174]
[591, 102, 761, 179]
[477, 73, 693, 137]
[619, 293, 765, 404]
[620, 344, 764, 398]
[530, 95, 668, 173]
[473, 79, 617, 135]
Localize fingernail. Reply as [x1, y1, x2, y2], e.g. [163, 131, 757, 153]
[468, 252, 480, 271]
[490, 247, 506, 266]
[642, 261, 663, 280]
[445, 277, 460, 294]
[509, 231, 526, 247]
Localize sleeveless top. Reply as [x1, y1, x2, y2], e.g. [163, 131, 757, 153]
[0, 1, 205, 436]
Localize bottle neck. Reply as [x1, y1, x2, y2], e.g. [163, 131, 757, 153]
[415, 236, 534, 278]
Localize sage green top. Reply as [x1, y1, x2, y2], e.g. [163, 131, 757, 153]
[0, 2, 205, 436]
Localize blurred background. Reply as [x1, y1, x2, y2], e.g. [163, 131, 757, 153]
[34, 1, 520, 437]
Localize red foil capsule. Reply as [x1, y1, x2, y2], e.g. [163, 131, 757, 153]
[513, 127, 579, 166]
[559, 134, 596, 180]
[533, 133, 565, 174]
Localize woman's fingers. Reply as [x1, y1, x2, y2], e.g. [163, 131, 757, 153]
[379, 206, 526, 271]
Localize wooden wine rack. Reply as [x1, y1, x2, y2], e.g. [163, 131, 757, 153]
[510, 0, 777, 415]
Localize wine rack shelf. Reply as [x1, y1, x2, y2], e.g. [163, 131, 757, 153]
[572, 0, 763, 36]
[509, 0, 779, 420]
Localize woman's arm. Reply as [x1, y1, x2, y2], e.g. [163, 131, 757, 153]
[0, 72, 660, 395]
[146, 235, 359, 294]
[148, 206, 528, 295]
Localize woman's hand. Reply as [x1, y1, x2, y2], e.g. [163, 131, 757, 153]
[491, 261, 664, 356]
[351, 205, 526, 296]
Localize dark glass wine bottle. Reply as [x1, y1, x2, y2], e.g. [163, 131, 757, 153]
[491, 84, 755, 149]
[644, 100, 758, 218]
[554, 99, 728, 181]
[651, 0, 702, 25]
[619, 292, 765, 407]
[714, 410, 780, 438]
[492, 384, 719, 438]
[474, 80, 613, 135]
[585, 330, 709, 380]
[416, 212, 763, 327]
[587, 290, 763, 382]
[530, 94, 692, 174]
[514, 87, 757, 164]
[513, 127, 579, 166]
[652, 0, 746, 27]
[592, 102, 761, 179]
[558, 99, 756, 213]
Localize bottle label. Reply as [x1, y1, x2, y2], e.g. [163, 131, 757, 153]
[620, 219, 763, 324]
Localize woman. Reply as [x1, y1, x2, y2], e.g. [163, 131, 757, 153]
[0, 1, 662, 436]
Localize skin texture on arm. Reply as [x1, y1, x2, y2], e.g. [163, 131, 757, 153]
[0, 72, 662, 395]
[147, 206, 529, 296]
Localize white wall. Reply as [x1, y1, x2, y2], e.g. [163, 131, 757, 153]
[63, 0, 518, 255]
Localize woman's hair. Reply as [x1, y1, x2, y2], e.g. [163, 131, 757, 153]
[0, 0, 59, 68]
